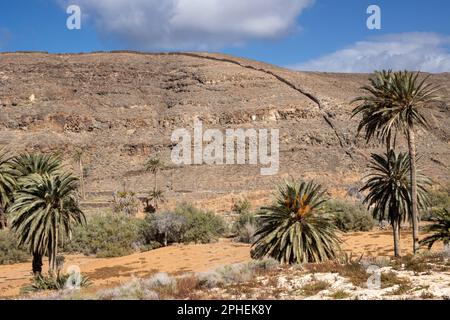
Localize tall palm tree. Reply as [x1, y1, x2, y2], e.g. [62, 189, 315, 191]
[73, 149, 86, 200]
[352, 70, 441, 253]
[9, 173, 85, 276]
[251, 180, 342, 264]
[419, 209, 450, 251]
[144, 156, 165, 190]
[0, 149, 17, 229]
[144, 156, 166, 211]
[361, 151, 430, 257]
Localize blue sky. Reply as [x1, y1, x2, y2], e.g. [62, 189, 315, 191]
[0, 0, 449, 72]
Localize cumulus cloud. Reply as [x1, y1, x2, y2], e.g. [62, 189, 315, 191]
[291, 33, 450, 73]
[63, 0, 313, 50]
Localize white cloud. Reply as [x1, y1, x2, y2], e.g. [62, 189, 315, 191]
[291, 33, 450, 73]
[64, 0, 313, 50]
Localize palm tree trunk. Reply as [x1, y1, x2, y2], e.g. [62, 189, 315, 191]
[32, 252, 43, 277]
[393, 219, 401, 257]
[79, 159, 85, 200]
[154, 171, 158, 208]
[407, 128, 420, 254]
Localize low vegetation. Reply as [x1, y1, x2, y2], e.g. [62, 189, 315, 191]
[64, 214, 145, 258]
[64, 204, 226, 257]
[0, 229, 29, 264]
[423, 184, 450, 221]
[112, 190, 140, 216]
[300, 279, 330, 296]
[325, 200, 375, 232]
[231, 198, 259, 243]
[173, 203, 226, 244]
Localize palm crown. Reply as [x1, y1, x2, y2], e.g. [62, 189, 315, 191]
[251, 180, 341, 264]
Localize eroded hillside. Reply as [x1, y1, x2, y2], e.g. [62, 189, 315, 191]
[0, 52, 449, 213]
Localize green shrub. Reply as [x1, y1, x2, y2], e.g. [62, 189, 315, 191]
[140, 204, 226, 246]
[232, 198, 251, 215]
[423, 186, 450, 221]
[175, 204, 226, 244]
[0, 230, 29, 265]
[22, 273, 91, 293]
[141, 212, 187, 246]
[64, 214, 144, 258]
[232, 212, 259, 243]
[326, 200, 376, 232]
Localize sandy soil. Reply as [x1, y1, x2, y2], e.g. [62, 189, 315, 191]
[0, 230, 442, 298]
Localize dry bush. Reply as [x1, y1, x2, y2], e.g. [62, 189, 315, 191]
[300, 279, 330, 296]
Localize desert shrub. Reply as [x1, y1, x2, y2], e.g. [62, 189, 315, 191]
[97, 277, 160, 300]
[232, 198, 251, 215]
[140, 204, 226, 246]
[141, 212, 187, 246]
[236, 222, 258, 243]
[233, 212, 259, 243]
[0, 229, 29, 265]
[300, 279, 330, 296]
[112, 190, 140, 216]
[64, 214, 145, 258]
[198, 258, 278, 289]
[422, 186, 450, 221]
[97, 273, 176, 300]
[248, 258, 280, 272]
[175, 204, 226, 244]
[198, 263, 254, 288]
[22, 272, 91, 293]
[326, 200, 376, 232]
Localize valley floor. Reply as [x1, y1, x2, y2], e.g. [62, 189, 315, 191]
[0, 229, 443, 298]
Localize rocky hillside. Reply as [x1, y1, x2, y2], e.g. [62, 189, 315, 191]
[0, 52, 449, 212]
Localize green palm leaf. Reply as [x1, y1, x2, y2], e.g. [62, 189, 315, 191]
[251, 180, 342, 264]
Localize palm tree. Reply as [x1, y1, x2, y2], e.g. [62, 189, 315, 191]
[0, 149, 17, 229]
[352, 70, 397, 152]
[352, 70, 441, 253]
[13, 153, 62, 177]
[144, 156, 165, 190]
[9, 173, 85, 276]
[251, 180, 342, 264]
[419, 209, 450, 251]
[73, 149, 86, 200]
[148, 188, 166, 211]
[361, 151, 430, 257]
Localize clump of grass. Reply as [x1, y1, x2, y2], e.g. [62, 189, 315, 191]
[420, 291, 436, 300]
[304, 261, 368, 287]
[300, 279, 330, 296]
[173, 275, 201, 299]
[97, 278, 159, 300]
[329, 290, 352, 300]
[381, 272, 411, 290]
[391, 255, 430, 273]
[198, 258, 279, 289]
[22, 273, 91, 293]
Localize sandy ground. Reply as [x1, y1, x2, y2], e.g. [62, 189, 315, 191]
[0, 230, 442, 298]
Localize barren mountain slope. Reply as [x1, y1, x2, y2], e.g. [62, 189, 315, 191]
[0, 52, 449, 213]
